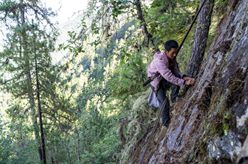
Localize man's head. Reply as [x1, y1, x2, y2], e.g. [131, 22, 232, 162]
[164, 40, 179, 59]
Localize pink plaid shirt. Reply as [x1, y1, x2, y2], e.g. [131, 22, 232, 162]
[147, 51, 185, 91]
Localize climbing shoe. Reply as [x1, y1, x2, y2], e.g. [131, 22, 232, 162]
[160, 117, 170, 127]
[159, 97, 170, 127]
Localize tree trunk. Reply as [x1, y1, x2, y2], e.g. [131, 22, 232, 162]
[20, 0, 42, 161]
[34, 35, 47, 164]
[65, 142, 72, 164]
[186, 0, 214, 77]
[134, 0, 156, 49]
[77, 132, 81, 162]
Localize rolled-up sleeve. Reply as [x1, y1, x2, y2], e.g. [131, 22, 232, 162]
[155, 58, 185, 86]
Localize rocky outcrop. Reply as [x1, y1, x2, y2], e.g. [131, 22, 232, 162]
[127, 0, 248, 163]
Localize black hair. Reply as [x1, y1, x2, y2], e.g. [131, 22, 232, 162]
[164, 40, 179, 51]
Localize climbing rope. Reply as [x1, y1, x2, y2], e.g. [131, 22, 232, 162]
[143, 0, 208, 87]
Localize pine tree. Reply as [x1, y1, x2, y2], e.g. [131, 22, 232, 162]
[0, 0, 57, 162]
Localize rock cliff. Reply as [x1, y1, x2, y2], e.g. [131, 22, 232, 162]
[126, 0, 248, 163]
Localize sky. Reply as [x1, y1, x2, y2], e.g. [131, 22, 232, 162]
[42, 0, 90, 63]
[0, 0, 90, 60]
[43, 0, 90, 24]
[0, 0, 89, 45]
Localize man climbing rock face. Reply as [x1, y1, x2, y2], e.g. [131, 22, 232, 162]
[147, 40, 195, 127]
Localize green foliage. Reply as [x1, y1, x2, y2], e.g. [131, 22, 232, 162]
[109, 48, 148, 98]
[0, 103, 40, 163]
[110, 0, 132, 19]
[0, 0, 16, 12]
[80, 125, 119, 163]
[214, 0, 228, 16]
[146, 0, 197, 45]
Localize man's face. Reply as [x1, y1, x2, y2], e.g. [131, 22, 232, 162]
[166, 48, 177, 59]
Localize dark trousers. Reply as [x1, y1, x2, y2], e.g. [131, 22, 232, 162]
[156, 78, 180, 125]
